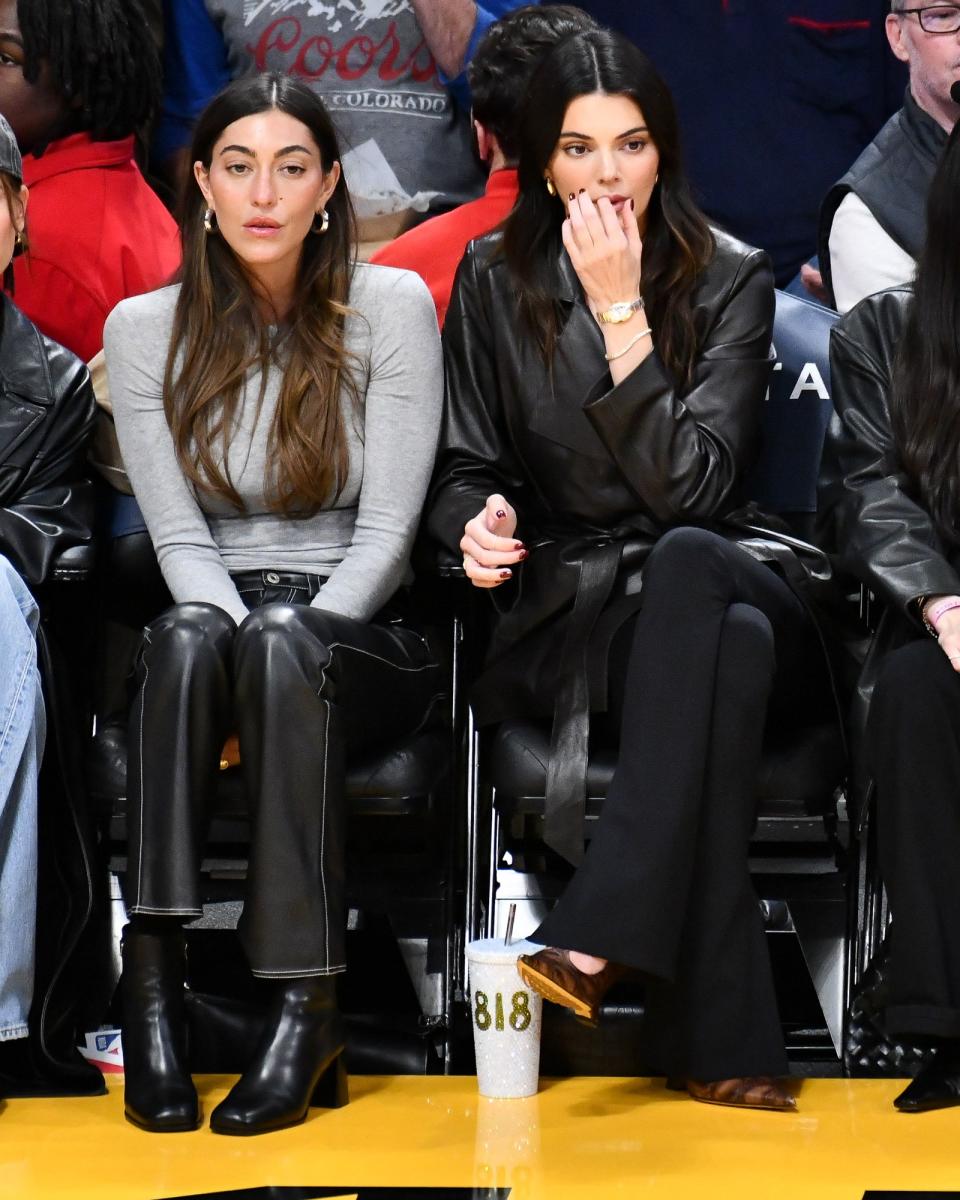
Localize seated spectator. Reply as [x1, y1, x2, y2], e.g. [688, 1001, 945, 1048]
[155, 0, 533, 249]
[818, 1, 957, 312]
[428, 28, 835, 1112]
[105, 74, 445, 1135]
[819, 121, 960, 1113]
[0, 0, 180, 364]
[560, 0, 905, 288]
[0, 115, 98, 1095]
[372, 4, 595, 326]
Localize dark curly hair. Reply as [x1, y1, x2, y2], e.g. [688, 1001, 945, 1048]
[19, 0, 160, 143]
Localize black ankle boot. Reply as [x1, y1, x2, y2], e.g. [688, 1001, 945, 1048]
[121, 926, 199, 1132]
[209, 976, 347, 1136]
[894, 1044, 960, 1112]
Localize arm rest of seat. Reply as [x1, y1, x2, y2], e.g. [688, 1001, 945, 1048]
[49, 541, 97, 583]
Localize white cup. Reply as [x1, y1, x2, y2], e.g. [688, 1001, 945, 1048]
[466, 938, 543, 1099]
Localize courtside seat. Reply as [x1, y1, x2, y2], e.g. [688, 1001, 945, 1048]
[488, 717, 845, 824]
[463, 290, 853, 1065]
[99, 724, 450, 843]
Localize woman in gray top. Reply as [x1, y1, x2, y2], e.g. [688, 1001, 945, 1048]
[104, 74, 444, 1137]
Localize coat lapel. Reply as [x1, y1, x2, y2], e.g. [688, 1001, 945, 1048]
[528, 251, 611, 461]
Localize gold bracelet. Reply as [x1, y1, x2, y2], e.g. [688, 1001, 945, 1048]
[604, 327, 652, 361]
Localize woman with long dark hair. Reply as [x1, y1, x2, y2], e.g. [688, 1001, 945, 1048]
[429, 27, 834, 1110]
[820, 122, 960, 1114]
[104, 73, 445, 1135]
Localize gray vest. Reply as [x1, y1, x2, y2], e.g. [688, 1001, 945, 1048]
[818, 90, 946, 306]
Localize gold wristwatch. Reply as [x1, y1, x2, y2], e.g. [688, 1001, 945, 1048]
[597, 297, 644, 325]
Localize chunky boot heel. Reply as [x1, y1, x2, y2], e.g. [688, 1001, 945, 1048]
[210, 977, 345, 1136]
[121, 926, 199, 1133]
[311, 1053, 349, 1109]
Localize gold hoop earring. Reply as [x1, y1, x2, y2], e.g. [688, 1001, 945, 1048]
[312, 209, 330, 235]
[545, 178, 556, 197]
[203, 208, 217, 235]
[12, 230, 24, 257]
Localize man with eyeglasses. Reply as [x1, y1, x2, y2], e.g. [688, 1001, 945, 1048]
[819, 2, 959, 312]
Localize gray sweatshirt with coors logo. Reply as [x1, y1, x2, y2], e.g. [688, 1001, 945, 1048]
[204, 0, 485, 239]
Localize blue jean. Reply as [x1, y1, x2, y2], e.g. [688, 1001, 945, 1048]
[0, 554, 44, 1041]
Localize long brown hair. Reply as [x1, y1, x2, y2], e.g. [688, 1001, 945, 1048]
[165, 73, 359, 515]
[502, 29, 714, 388]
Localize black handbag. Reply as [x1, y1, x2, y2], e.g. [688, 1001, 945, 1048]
[844, 937, 937, 1077]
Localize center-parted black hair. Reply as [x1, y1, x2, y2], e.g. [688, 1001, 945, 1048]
[468, 5, 597, 163]
[19, 0, 160, 142]
[502, 27, 715, 382]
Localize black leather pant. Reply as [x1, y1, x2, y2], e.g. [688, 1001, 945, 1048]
[126, 577, 444, 977]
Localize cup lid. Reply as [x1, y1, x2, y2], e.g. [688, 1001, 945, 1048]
[466, 937, 540, 965]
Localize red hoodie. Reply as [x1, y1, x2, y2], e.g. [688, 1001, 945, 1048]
[10, 132, 181, 363]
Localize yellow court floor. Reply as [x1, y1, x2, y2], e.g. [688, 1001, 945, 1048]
[0, 1074, 958, 1200]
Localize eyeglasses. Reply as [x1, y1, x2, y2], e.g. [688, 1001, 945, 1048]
[895, 5, 960, 33]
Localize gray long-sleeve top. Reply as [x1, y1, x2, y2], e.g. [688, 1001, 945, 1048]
[104, 263, 443, 626]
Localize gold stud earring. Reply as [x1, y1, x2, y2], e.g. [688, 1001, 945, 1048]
[545, 178, 556, 197]
[203, 208, 217, 234]
[312, 209, 330, 235]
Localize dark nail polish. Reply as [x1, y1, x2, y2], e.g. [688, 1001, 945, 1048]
[500, 570, 512, 580]
[518, 549, 528, 560]
[579, 188, 586, 194]
[630, 198, 635, 210]
[568, 193, 575, 201]
[496, 509, 506, 519]
[513, 541, 525, 550]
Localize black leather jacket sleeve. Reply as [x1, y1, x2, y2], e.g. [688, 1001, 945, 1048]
[429, 236, 775, 556]
[0, 334, 97, 587]
[583, 248, 775, 523]
[427, 246, 533, 555]
[817, 287, 960, 621]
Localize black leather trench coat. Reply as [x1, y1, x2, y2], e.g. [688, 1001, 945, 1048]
[0, 293, 100, 1095]
[428, 229, 838, 857]
[429, 228, 831, 724]
[818, 285, 954, 816]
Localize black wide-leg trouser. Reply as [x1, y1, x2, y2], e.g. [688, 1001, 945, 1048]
[868, 637, 960, 1039]
[126, 587, 444, 978]
[534, 526, 826, 1081]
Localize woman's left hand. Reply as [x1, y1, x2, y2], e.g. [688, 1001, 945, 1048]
[561, 191, 643, 317]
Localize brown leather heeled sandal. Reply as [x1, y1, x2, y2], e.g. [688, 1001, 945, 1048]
[668, 1075, 797, 1112]
[517, 947, 625, 1026]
